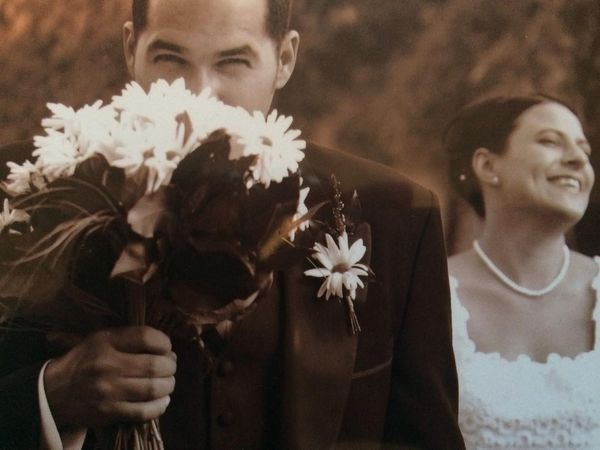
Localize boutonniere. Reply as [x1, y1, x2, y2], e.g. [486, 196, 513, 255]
[304, 175, 373, 335]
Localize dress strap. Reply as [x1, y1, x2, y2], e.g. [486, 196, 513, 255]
[592, 257, 600, 348]
[449, 275, 476, 358]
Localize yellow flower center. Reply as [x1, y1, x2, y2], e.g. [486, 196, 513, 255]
[261, 136, 273, 147]
[332, 263, 350, 273]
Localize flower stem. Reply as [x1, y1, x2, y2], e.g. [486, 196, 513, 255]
[344, 296, 361, 335]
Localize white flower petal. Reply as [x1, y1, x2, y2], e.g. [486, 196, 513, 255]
[350, 267, 369, 277]
[338, 232, 350, 255]
[317, 280, 329, 299]
[330, 272, 344, 298]
[325, 233, 342, 263]
[304, 268, 330, 278]
[348, 238, 366, 264]
[314, 251, 333, 270]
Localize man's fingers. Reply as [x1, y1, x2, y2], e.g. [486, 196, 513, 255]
[112, 352, 177, 378]
[107, 396, 171, 423]
[109, 326, 172, 355]
[115, 376, 176, 402]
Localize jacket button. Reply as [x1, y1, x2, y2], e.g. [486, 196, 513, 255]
[217, 411, 234, 427]
[218, 360, 234, 377]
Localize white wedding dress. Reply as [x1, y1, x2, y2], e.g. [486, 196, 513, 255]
[451, 257, 600, 449]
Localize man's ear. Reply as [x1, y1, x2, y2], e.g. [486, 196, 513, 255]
[123, 21, 137, 78]
[473, 147, 501, 187]
[275, 30, 299, 90]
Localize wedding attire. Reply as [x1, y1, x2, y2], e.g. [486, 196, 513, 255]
[451, 259, 600, 449]
[0, 140, 464, 449]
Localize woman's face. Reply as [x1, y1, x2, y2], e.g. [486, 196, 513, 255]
[493, 102, 594, 222]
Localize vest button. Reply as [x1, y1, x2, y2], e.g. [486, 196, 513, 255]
[217, 411, 234, 427]
[218, 360, 234, 377]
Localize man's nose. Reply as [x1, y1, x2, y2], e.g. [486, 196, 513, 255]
[189, 69, 220, 96]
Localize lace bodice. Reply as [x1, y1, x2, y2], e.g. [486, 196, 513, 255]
[451, 257, 600, 449]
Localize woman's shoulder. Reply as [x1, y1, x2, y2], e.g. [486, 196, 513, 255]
[568, 250, 600, 287]
[448, 249, 485, 284]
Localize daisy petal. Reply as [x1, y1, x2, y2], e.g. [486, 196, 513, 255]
[304, 268, 330, 278]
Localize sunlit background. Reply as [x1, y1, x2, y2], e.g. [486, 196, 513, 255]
[2, 0, 599, 253]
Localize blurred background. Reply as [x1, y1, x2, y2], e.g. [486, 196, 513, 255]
[1, 0, 599, 254]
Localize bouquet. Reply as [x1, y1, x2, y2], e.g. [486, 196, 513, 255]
[0, 79, 318, 449]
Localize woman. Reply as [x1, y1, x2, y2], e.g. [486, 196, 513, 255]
[445, 95, 600, 448]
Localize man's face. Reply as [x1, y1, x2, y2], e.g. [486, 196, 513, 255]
[123, 0, 298, 114]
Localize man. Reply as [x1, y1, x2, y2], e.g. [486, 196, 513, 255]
[0, 0, 465, 448]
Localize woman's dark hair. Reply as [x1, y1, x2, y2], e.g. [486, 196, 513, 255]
[443, 94, 582, 217]
[132, 0, 293, 42]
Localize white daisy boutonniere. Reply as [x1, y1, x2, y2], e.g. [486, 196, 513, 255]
[304, 175, 373, 334]
[304, 232, 369, 301]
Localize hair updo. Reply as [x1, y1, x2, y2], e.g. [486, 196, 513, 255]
[443, 95, 579, 217]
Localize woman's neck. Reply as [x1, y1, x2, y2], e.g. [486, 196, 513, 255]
[478, 212, 569, 289]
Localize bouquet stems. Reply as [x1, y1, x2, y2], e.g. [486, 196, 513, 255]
[113, 280, 164, 450]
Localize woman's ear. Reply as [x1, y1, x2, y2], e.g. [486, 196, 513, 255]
[275, 30, 299, 90]
[472, 147, 501, 187]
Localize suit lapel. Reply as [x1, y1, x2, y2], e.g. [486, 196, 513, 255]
[279, 155, 372, 449]
[280, 263, 358, 450]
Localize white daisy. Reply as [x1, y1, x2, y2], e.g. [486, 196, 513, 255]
[42, 100, 116, 156]
[33, 101, 116, 182]
[109, 79, 223, 187]
[106, 127, 150, 176]
[108, 112, 185, 193]
[4, 160, 45, 195]
[33, 130, 81, 181]
[144, 153, 180, 194]
[184, 88, 233, 152]
[289, 186, 311, 241]
[229, 109, 306, 188]
[112, 79, 195, 133]
[304, 232, 369, 300]
[0, 198, 30, 234]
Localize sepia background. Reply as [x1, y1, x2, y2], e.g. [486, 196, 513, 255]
[1, 0, 599, 254]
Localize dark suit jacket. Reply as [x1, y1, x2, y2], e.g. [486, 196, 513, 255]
[0, 141, 464, 449]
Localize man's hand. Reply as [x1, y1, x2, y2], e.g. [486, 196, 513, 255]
[44, 326, 176, 427]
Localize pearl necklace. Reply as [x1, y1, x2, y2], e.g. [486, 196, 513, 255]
[472, 240, 570, 297]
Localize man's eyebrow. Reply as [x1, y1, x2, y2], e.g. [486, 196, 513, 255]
[148, 39, 187, 53]
[218, 45, 258, 58]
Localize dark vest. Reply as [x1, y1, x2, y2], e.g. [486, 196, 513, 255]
[160, 273, 284, 449]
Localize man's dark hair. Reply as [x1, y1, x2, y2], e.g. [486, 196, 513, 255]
[443, 94, 583, 217]
[132, 0, 292, 42]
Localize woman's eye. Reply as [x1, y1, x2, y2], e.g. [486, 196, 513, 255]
[154, 54, 187, 65]
[539, 137, 559, 146]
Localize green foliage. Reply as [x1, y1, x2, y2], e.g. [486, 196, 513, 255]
[3, 0, 600, 251]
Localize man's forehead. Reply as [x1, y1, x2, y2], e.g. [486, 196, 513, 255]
[146, 0, 268, 34]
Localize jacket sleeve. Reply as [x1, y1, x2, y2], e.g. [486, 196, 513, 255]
[0, 142, 45, 448]
[0, 327, 47, 450]
[383, 195, 465, 449]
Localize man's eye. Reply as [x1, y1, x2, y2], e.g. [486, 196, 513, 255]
[154, 54, 187, 65]
[218, 58, 251, 68]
